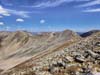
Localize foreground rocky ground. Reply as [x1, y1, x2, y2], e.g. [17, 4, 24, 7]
[1, 31, 100, 75]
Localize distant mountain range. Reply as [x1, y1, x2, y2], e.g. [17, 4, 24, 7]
[80, 30, 100, 37]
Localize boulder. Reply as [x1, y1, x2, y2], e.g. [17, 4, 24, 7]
[74, 55, 85, 63]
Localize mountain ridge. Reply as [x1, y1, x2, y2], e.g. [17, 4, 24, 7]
[0, 30, 81, 74]
[2, 30, 100, 75]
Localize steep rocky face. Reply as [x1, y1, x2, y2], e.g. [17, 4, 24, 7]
[3, 31, 100, 75]
[0, 30, 81, 73]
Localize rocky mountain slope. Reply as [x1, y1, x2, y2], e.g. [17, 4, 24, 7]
[2, 31, 100, 75]
[0, 30, 81, 74]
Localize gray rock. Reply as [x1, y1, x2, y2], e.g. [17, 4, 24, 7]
[85, 50, 99, 58]
[74, 55, 85, 63]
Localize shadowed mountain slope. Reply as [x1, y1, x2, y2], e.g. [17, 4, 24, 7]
[81, 30, 100, 37]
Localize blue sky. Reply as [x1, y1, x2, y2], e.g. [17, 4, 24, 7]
[0, 0, 100, 32]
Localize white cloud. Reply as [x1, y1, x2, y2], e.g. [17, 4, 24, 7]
[76, 0, 100, 13]
[33, 0, 67, 8]
[32, 0, 89, 8]
[0, 5, 11, 16]
[0, 5, 30, 18]
[7, 9, 30, 18]
[16, 18, 24, 22]
[40, 19, 45, 24]
[83, 8, 100, 12]
[0, 22, 4, 26]
[77, 0, 100, 7]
